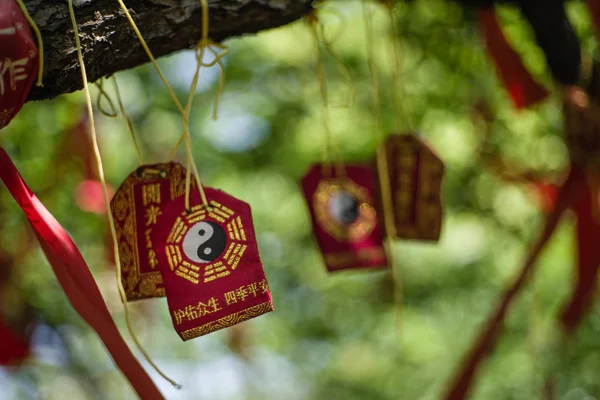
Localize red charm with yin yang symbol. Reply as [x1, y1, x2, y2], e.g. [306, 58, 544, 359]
[301, 164, 388, 272]
[0, 0, 39, 129]
[152, 188, 274, 341]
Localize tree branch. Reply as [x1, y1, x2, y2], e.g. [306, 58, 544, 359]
[24, 0, 314, 101]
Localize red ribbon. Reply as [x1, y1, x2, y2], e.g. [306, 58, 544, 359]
[443, 167, 586, 400]
[0, 148, 164, 399]
[587, 0, 600, 43]
[478, 9, 549, 109]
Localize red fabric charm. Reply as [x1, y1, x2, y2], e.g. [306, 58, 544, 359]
[0, 0, 38, 129]
[301, 164, 388, 272]
[0, 148, 164, 399]
[111, 163, 189, 301]
[152, 188, 274, 341]
[0, 320, 29, 365]
[478, 9, 549, 109]
[384, 134, 444, 241]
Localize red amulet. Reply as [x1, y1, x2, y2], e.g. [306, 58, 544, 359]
[110, 163, 190, 301]
[384, 134, 444, 241]
[152, 188, 274, 341]
[301, 164, 388, 272]
[0, 0, 38, 129]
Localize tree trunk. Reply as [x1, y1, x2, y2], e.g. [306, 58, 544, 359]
[23, 0, 314, 102]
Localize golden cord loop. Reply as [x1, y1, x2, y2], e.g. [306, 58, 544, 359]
[67, 0, 181, 388]
[95, 79, 118, 118]
[14, 0, 44, 87]
[116, 0, 214, 209]
[362, 0, 403, 337]
[169, 0, 229, 159]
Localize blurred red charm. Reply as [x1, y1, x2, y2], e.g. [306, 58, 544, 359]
[76, 179, 115, 214]
[0, 320, 29, 365]
[478, 9, 549, 109]
[384, 134, 444, 241]
[110, 163, 189, 301]
[0, 0, 39, 129]
[301, 164, 388, 272]
[152, 188, 274, 341]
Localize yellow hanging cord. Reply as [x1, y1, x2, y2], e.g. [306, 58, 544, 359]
[112, 76, 145, 165]
[382, 0, 413, 132]
[168, 0, 229, 160]
[14, 0, 44, 86]
[362, 0, 403, 336]
[307, 12, 346, 178]
[182, 44, 211, 211]
[95, 78, 118, 118]
[67, 0, 181, 388]
[115, 0, 211, 209]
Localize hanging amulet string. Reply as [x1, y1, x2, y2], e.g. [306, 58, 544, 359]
[300, 8, 388, 273]
[67, 0, 180, 389]
[116, 0, 274, 342]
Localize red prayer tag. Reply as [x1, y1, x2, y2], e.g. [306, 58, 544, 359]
[0, 0, 38, 129]
[384, 134, 444, 241]
[152, 188, 274, 341]
[110, 163, 190, 301]
[301, 164, 388, 272]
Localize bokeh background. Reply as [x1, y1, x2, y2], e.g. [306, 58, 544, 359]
[1, 0, 600, 398]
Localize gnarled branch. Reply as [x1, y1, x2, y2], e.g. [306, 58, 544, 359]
[24, 0, 314, 101]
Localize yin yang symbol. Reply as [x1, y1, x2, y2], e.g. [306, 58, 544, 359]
[182, 221, 227, 263]
[328, 191, 360, 226]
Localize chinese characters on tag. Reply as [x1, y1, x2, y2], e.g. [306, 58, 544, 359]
[384, 134, 444, 241]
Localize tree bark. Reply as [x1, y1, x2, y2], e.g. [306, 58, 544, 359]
[23, 0, 314, 102]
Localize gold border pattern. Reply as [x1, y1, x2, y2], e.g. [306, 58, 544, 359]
[179, 301, 274, 341]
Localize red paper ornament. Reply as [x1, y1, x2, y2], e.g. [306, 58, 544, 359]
[383, 134, 444, 241]
[0, 0, 39, 129]
[301, 164, 388, 272]
[152, 188, 274, 341]
[478, 9, 549, 109]
[110, 163, 190, 301]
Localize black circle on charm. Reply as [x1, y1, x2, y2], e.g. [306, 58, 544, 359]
[329, 190, 360, 225]
[182, 221, 228, 263]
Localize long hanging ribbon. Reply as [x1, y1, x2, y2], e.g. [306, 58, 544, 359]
[443, 167, 586, 400]
[0, 149, 164, 399]
[560, 176, 600, 333]
[478, 9, 549, 109]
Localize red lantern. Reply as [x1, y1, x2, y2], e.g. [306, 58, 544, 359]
[152, 188, 274, 341]
[301, 164, 388, 272]
[110, 163, 190, 301]
[383, 134, 444, 242]
[0, 0, 39, 129]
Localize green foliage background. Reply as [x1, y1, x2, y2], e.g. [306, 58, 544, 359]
[1, 1, 600, 399]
